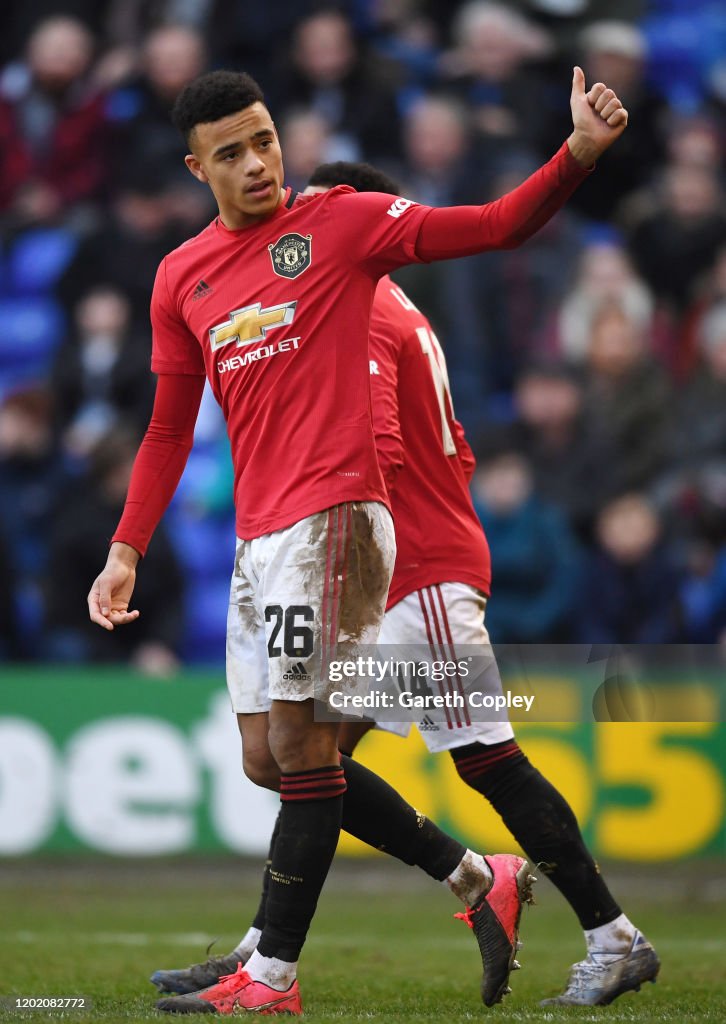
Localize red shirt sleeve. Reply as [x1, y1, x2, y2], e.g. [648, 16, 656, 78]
[368, 315, 405, 496]
[150, 258, 206, 376]
[111, 373, 204, 556]
[414, 141, 590, 260]
[326, 186, 431, 278]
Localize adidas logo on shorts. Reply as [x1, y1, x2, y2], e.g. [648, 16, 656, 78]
[419, 715, 439, 732]
[282, 662, 311, 681]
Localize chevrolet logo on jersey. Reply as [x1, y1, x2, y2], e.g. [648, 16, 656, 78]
[209, 301, 297, 351]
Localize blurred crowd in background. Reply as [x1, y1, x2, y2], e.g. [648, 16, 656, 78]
[1, 0, 725, 671]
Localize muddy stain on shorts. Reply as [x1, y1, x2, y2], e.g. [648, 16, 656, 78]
[338, 504, 390, 643]
[289, 503, 391, 655]
[231, 542, 261, 635]
[299, 512, 330, 647]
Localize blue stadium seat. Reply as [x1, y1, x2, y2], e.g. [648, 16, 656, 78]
[8, 228, 77, 295]
[642, 5, 725, 112]
[0, 298, 65, 380]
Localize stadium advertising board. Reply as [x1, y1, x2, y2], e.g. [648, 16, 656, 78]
[1, 667, 724, 859]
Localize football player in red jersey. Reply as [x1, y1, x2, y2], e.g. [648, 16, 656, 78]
[88, 68, 628, 1014]
[150, 161, 658, 1010]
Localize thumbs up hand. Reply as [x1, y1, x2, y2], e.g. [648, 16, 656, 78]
[568, 65, 628, 169]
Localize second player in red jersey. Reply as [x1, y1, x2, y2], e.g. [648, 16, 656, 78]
[369, 275, 491, 607]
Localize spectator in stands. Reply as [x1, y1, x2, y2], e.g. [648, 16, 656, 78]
[429, 154, 581, 417]
[578, 494, 683, 643]
[471, 442, 580, 643]
[272, 9, 404, 162]
[657, 302, 726, 553]
[204, 0, 310, 88]
[366, 0, 441, 92]
[672, 303, 726, 472]
[107, 24, 207, 189]
[512, 362, 617, 538]
[358, 92, 489, 419]
[626, 160, 726, 314]
[556, 21, 667, 222]
[401, 93, 482, 205]
[278, 108, 339, 195]
[679, 244, 726, 377]
[547, 235, 679, 372]
[666, 112, 722, 174]
[45, 429, 183, 675]
[58, 165, 193, 331]
[0, 387, 63, 655]
[0, 16, 109, 225]
[583, 301, 672, 492]
[0, 1, 720, 665]
[441, 2, 555, 156]
[52, 285, 154, 459]
[552, 239, 654, 361]
[519, 0, 649, 52]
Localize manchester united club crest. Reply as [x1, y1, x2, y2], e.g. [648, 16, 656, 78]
[269, 233, 312, 279]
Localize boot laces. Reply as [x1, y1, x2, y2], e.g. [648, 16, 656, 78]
[215, 964, 252, 992]
[565, 955, 618, 993]
[454, 907, 475, 929]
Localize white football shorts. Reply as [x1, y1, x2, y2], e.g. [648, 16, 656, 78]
[226, 501, 395, 713]
[376, 582, 515, 753]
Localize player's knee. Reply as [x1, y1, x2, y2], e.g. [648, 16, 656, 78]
[242, 749, 280, 791]
[268, 719, 338, 773]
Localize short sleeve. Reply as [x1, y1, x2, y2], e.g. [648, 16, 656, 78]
[327, 187, 432, 278]
[150, 258, 206, 376]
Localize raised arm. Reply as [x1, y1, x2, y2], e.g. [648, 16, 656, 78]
[87, 372, 204, 630]
[414, 67, 628, 261]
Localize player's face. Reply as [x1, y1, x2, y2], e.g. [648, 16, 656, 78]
[184, 102, 285, 228]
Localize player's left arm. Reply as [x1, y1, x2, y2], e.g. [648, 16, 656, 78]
[413, 67, 627, 260]
[369, 317, 405, 496]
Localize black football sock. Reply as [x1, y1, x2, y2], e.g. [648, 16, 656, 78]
[249, 757, 467, 943]
[256, 765, 345, 962]
[451, 740, 621, 929]
[251, 811, 281, 932]
[340, 754, 466, 880]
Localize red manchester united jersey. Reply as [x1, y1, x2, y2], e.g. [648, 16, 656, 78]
[369, 277, 491, 608]
[151, 187, 430, 539]
[114, 141, 586, 554]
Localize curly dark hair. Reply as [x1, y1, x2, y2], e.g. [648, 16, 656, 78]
[308, 161, 401, 197]
[171, 70, 265, 145]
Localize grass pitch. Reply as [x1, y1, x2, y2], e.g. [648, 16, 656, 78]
[1, 858, 724, 1023]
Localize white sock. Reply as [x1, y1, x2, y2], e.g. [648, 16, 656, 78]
[585, 913, 636, 955]
[233, 926, 262, 961]
[444, 850, 492, 906]
[244, 949, 297, 991]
